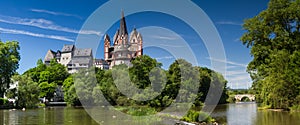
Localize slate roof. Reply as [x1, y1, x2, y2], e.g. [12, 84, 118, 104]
[44, 50, 56, 62]
[104, 34, 110, 41]
[56, 50, 61, 57]
[73, 48, 92, 57]
[70, 57, 91, 64]
[119, 10, 128, 36]
[130, 28, 138, 42]
[62, 45, 75, 52]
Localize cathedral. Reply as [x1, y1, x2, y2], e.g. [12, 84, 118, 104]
[104, 11, 143, 68]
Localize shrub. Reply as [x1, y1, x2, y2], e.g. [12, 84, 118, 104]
[181, 110, 215, 123]
[0, 98, 8, 105]
[289, 105, 300, 112]
[116, 106, 157, 116]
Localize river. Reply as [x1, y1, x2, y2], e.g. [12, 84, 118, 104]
[1, 103, 300, 125]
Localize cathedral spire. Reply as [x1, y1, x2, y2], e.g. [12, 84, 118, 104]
[119, 10, 128, 36]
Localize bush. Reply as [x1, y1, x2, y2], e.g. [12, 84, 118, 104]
[116, 106, 157, 116]
[181, 110, 215, 123]
[289, 105, 300, 112]
[0, 98, 8, 105]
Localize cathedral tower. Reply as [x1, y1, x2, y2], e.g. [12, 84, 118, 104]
[104, 10, 143, 68]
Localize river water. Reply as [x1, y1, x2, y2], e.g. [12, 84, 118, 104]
[1, 103, 300, 125]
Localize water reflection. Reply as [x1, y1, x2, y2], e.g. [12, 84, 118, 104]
[1, 104, 300, 125]
[0, 107, 99, 125]
[212, 102, 300, 125]
[226, 103, 257, 125]
[256, 110, 300, 125]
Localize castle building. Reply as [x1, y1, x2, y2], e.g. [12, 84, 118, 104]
[44, 11, 141, 72]
[44, 45, 94, 73]
[104, 11, 143, 68]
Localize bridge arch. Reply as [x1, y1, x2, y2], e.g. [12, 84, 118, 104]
[234, 94, 255, 102]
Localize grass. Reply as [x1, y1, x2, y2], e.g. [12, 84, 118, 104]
[257, 105, 272, 110]
[115, 106, 157, 116]
[289, 105, 300, 112]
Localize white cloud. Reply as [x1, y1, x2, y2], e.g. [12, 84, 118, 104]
[158, 44, 185, 48]
[226, 74, 252, 89]
[226, 65, 239, 69]
[206, 57, 247, 67]
[226, 74, 250, 81]
[150, 35, 178, 40]
[216, 21, 242, 26]
[0, 27, 74, 42]
[206, 57, 252, 89]
[234, 38, 241, 42]
[0, 15, 101, 36]
[226, 70, 248, 76]
[30, 9, 82, 19]
[155, 56, 174, 60]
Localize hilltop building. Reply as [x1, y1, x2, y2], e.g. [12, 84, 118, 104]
[43, 11, 142, 72]
[104, 11, 143, 68]
[44, 45, 96, 73]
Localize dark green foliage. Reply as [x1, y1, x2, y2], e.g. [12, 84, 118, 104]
[181, 110, 215, 123]
[22, 59, 69, 103]
[0, 98, 8, 105]
[14, 54, 228, 109]
[116, 106, 157, 116]
[12, 75, 40, 108]
[195, 67, 228, 105]
[39, 82, 56, 100]
[0, 40, 20, 98]
[93, 56, 228, 110]
[241, 0, 300, 109]
[73, 68, 97, 106]
[130, 55, 162, 89]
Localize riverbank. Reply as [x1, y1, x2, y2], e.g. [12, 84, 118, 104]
[2, 103, 300, 125]
[257, 104, 300, 112]
[158, 112, 218, 125]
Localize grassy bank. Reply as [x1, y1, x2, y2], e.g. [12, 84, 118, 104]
[115, 106, 216, 124]
[258, 104, 300, 112]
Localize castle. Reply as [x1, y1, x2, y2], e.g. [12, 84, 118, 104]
[44, 11, 143, 73]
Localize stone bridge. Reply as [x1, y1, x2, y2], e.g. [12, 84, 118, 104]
[234, 94, 255, 102]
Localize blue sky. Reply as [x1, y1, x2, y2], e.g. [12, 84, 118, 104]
[0, 0, 270, 89]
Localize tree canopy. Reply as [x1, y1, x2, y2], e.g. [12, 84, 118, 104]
[8, 54, 228, 108]
[241, 0, 300, 109]
[0, 40, 20, 98]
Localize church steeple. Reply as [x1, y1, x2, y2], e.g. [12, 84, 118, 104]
[119, 10, 128, 36]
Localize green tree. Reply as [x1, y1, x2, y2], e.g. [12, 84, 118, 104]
[129, 55, 162, 89]
[47, 59, 69, 85]
[23, 59, 47, 83]
[97, 69, 119, 105]
[165, 59, 200, 104]
[12, 75, 40, 108]
[195, 67, 228, 105]
[241, 0, 300, 109]
[63, 76, 81, 106]
[0, 41, 20, 98]
[73, 68, 97, 106]
[39, 82, 56, 101]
